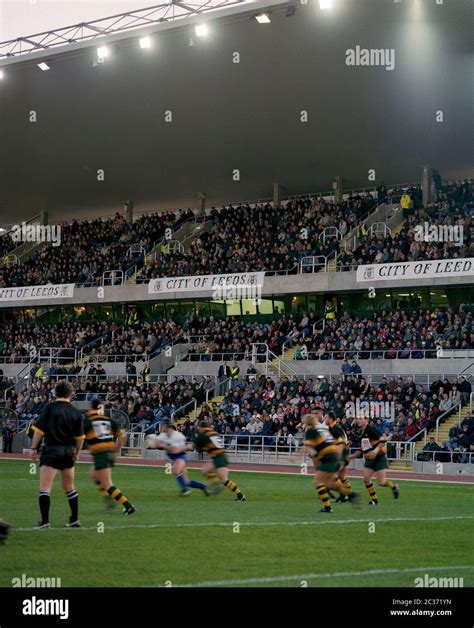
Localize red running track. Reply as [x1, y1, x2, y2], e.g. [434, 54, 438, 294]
[1, 453, 473, 483]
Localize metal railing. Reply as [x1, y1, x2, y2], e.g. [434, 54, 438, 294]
[101, 270, 124, 286]
[37, 347, 77, 366]
[141, 434, 419, 465]
[298, 348, 474, 361]
[319, 227, 342, 244]
[435, 401, 461, 442]
[175, 350, 252, 363]
[264, 264, 299, 277]
[415, 450, 474, 464]
[300, 255, 329, 274]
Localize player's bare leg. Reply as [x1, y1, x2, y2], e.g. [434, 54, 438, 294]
[217, 467, 245, 501]
[363, 467, 379, 505]
[201, 461, 222, 494]
[316, 471, 358, 512]
[375, 469, 399, 499]
[94, 467, 135, 514]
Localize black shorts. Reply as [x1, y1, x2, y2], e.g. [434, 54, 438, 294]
[40, 445, 76, 470]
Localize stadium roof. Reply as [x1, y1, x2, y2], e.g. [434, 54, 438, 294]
[0, 0, 472, 222]
[0, 0, 260, 61]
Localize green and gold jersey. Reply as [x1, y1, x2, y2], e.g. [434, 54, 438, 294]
[193, 428, 225, 459]
[304, 425, 338, 461]
[328, 421, 350, 455]
[84, 410, 123, 454]
[360, 423, 387, 458]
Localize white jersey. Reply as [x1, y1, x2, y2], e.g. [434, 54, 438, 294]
[156, 430, 186, 453]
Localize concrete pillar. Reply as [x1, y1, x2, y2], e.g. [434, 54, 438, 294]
[422, 165, 432, 205]
[273, 183, 281, 208]
[333, 176, 342, 203]
[198, 192, 206, 217]
[124, 201, 133, 223]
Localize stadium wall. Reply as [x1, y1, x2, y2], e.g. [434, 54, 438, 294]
[1, 272, 473, 309]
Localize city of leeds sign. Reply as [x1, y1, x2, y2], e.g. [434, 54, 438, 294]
[356, 258, 474, 282]
[0, 284, 75, 302]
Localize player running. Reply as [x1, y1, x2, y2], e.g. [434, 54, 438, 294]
[84, 400, 135, 515]
[154, 419, 209, 496]
[350, 416, 399, 505]
[325, 412, 352, 503]
[302, 413, 359, 513]
[189, 421, 246, 501]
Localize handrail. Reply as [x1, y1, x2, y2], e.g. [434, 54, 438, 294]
[408, 427, 427, 447]
[435, 401, 461, 442]
[171, 397, 197, 421]
[78, 326, 124, 362]
[312, 317, 325, 334]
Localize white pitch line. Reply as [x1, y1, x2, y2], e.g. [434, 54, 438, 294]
[1, 457, 474, 483]
[11, 514, 474, 533]
[176, 565, 474, 588]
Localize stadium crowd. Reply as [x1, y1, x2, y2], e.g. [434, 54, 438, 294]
[137, 195, 365, 281]
[2, 363, 472, 462]
[0, 209, 193, 288]
[294, 306, 473, 359]
[179, 372, 473, 459]
[0, 179, 470, 287]
[0, 306, 472, 366]
[338, 183, 473, 270]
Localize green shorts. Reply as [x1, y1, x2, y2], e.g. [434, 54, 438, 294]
[93, 451, 115, 471]
[315, 452, 340, 474]
[212, 453, 229, 469]
[364, 454, 389, 471]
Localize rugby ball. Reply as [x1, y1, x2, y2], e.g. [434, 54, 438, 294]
[145, 434, 162, 449]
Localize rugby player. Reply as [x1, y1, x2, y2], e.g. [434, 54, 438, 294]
[84, 400, 135, 515]
[30, 381, 85, 529]
[350, 416, 399, 505]
[325, 412, 352, 503]
[303, 413, 359, 512]
[154, 419, 209, 496]
[189, 421, 246, 501]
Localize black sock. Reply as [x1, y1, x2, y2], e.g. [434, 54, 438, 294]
[39, 491, 50, 524]
[66, 489, 79, 522]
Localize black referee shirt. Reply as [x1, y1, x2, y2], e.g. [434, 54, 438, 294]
[32, 400, 85, 447]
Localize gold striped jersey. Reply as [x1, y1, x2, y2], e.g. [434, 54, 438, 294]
[360, 423, 387, 458]
[84, 410, 123, 454]
[328, 420, 350, 456]
[193, 428, 225, 458]
[304, 425, 338, 461]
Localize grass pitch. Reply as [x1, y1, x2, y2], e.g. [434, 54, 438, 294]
[1, 459, 473, 588]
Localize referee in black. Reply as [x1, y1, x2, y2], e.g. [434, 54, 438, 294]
[30, 380, 85, 529]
